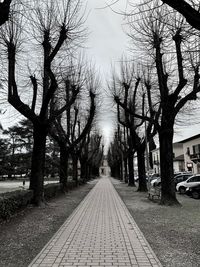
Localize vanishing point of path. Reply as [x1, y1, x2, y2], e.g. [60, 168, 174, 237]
[29, 177, 162, 267]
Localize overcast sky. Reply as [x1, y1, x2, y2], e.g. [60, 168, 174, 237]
[84, 0, 130, 148]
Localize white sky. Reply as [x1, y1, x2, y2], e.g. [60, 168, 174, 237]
[84, 0, 130, 148]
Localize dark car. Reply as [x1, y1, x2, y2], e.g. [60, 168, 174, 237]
[185, 184, 200, 199]
[174, 173, 193, 187]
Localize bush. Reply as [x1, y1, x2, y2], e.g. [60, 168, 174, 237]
[44, 180, 85, 198]
[0, 180, 86, 221]
[0, 190, 33, 221]
[44, 183, 61, 199]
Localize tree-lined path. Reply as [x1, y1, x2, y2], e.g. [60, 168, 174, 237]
[29, 177, 162, 267]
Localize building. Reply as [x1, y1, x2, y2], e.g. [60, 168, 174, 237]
[151, 141, 184, 174]
[99, 156, 110, 176]
[182, 134, 200, 174]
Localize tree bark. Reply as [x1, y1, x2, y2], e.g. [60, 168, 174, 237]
[59, 146, 69, 191]
[137, 147, 147, 192]
[80, 157, 87, 182]
[72, 154, 78, 186]
[29, 124, 47, 206]
[159, 125, 179, 205]
[120, 156, 123, 181]
[0, 0, 12, 26]
[128, 153, 135, 186]
[124, 157, 128, 183]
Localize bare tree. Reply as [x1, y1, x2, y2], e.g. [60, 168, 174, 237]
[107, 131, 123, 179]
[50, 65, 98, 190]
[80, 132, 103, 180]
[0, 0, 87, 205]
[126, 2, 200, 205]
[113, 59, 158, 191]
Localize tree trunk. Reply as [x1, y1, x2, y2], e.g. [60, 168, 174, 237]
[128, 152, 135, 186]
[85, 164, 89, 180]
[124, 157, 128, 183]
[159, 126, 180, 205]
[80, 158, 87, 181]
[115, 161, 121, 179]
[72, 154, 78, 186]
[88, 164, 91, 180]
[59, 146, 69, 191]
[29, 124, 47, 206]
[120, 156, 123, 181]
[137, 147, 147, 192]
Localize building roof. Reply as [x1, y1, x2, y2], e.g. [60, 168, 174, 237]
[180, 133, 200, 143]
[151, 133, 200, 152]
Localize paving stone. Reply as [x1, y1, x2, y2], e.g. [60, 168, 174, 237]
[29, 177, 162, 267]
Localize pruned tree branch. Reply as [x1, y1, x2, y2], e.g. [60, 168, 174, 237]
[162, 0, 200, 30]
[0, 0, 12, 26]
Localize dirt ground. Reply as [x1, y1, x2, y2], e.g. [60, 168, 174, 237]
[0, 179, 98, 267]
[0, 177, 200, 267]
[112, 178, 200, 267]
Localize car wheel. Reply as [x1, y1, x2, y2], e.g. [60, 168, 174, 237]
[192, 191, 200, 199]
[179, 187, 186, 194]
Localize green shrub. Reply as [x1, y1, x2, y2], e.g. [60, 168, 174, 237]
[0, 190, 33, 220]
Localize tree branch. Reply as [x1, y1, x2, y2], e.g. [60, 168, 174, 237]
[30, 75, 38, 112]
[173, 29, 187, 98]
[0, 0, 12, 26]
[162, 0, 200, 30]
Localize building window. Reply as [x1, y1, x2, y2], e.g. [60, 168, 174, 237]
[192, 144, 200, 154]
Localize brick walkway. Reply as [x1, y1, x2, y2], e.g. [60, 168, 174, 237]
[29, 177, 162, 267]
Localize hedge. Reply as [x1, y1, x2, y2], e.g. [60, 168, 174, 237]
[0, 189, 33, 221]
[0, 179, 86, 221]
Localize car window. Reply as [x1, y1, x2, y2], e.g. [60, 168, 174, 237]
[188, 177, 195, 182]
[185, 175, 192, 179]
[194, 176, 200, 182]
[175, 175, 183, 179]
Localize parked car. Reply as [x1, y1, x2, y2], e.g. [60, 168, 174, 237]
[147, 173, 160, 183]
[150, 177, 161, 187]
[176, 175, 200, 194]
[174, 171, 192, 178]
[185, 184, 200, 199]
[174, 173, 193, 187]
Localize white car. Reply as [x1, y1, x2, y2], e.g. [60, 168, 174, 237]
[150, 177, 161, 187]
[176, 175, 200, 194]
